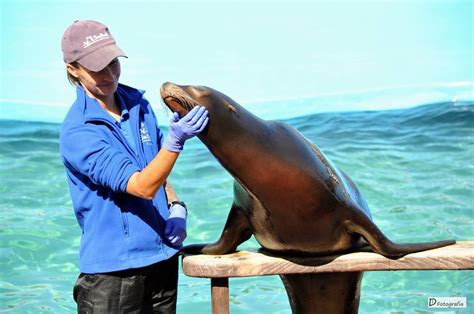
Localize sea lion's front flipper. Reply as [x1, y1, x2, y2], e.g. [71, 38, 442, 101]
[182, 203, 252, 255]
[345, 206, 456, 257]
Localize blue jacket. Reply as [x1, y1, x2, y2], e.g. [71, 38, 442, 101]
[60, 84, 178, 274]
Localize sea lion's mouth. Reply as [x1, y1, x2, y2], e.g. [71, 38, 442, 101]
[160, 82, 199, 115]
[167, 98, 189, 118]
[162, 95, 177, 107]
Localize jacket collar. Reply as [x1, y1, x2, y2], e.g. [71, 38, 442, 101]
[77, 84, 145, 123]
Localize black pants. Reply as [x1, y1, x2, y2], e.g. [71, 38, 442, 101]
[73, 254, 179, 314]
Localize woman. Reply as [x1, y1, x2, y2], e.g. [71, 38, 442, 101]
[59, 19, 208, 313]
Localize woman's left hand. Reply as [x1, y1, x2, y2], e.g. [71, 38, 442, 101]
[165, 203, 187, 246]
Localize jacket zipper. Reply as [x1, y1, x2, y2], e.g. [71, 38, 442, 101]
[87, 112, 150, 239]
[120, 211, 130, 237]
[133, 113, 148, 167]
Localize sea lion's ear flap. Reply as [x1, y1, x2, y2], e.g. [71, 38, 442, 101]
[223, 101, 239, 117]
[227, 104, 239, 117]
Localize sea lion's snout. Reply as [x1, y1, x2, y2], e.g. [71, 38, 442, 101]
[160, 82, 196, 116]
[161, 82, 211, 118]
[160, 82, 179, 104]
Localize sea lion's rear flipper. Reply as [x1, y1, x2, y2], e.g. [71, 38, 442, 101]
[182, 203, 252, 255]
[345, 206, 456, 257]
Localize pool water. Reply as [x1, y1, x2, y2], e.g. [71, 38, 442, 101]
[0, 99, 472, 313]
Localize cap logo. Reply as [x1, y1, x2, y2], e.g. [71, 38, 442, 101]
[83, 32, 110, 49]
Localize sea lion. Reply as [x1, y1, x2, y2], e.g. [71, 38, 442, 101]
[160, 82, 455, 313]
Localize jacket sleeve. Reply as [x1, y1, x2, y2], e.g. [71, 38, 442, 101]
[60, 125, 140, 193]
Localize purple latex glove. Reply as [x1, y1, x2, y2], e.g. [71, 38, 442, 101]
[163, 106, 209, 152]
[165, 203, 187, 246]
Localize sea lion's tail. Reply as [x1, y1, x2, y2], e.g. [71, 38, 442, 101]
[345, 207, 456, 258]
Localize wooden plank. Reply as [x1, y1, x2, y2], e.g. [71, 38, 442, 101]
[211, 278, 229, 314]
[182, 241, 474, 278]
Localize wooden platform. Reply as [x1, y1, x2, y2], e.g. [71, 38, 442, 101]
[182, 241, 474, 313]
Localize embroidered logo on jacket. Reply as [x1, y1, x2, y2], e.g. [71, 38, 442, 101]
[140, 122, 152, 145]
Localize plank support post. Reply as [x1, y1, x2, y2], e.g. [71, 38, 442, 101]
[211, 277, 229, 314]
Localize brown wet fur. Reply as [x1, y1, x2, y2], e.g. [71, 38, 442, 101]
[160, 82, 455, 313]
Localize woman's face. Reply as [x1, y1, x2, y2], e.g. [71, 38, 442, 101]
[67, 59, 121, 99]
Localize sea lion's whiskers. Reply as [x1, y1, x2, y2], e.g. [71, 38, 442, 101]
[180, 94, 197, 111]
[167, 85, 200, 111]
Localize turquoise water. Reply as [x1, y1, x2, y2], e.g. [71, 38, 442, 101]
[0, 99, 473, 313]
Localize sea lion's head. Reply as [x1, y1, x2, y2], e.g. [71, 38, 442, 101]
[160, 82, 241, 124]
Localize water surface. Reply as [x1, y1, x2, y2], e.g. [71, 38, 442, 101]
[0, 100, 472, 313]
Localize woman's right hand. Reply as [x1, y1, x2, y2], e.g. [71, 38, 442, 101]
[163, 106, 209, 152]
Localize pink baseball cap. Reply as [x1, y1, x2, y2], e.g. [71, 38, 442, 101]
[61, 20, 127, 71]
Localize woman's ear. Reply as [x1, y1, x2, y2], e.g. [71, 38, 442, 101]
[66, 64, 79, 78]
